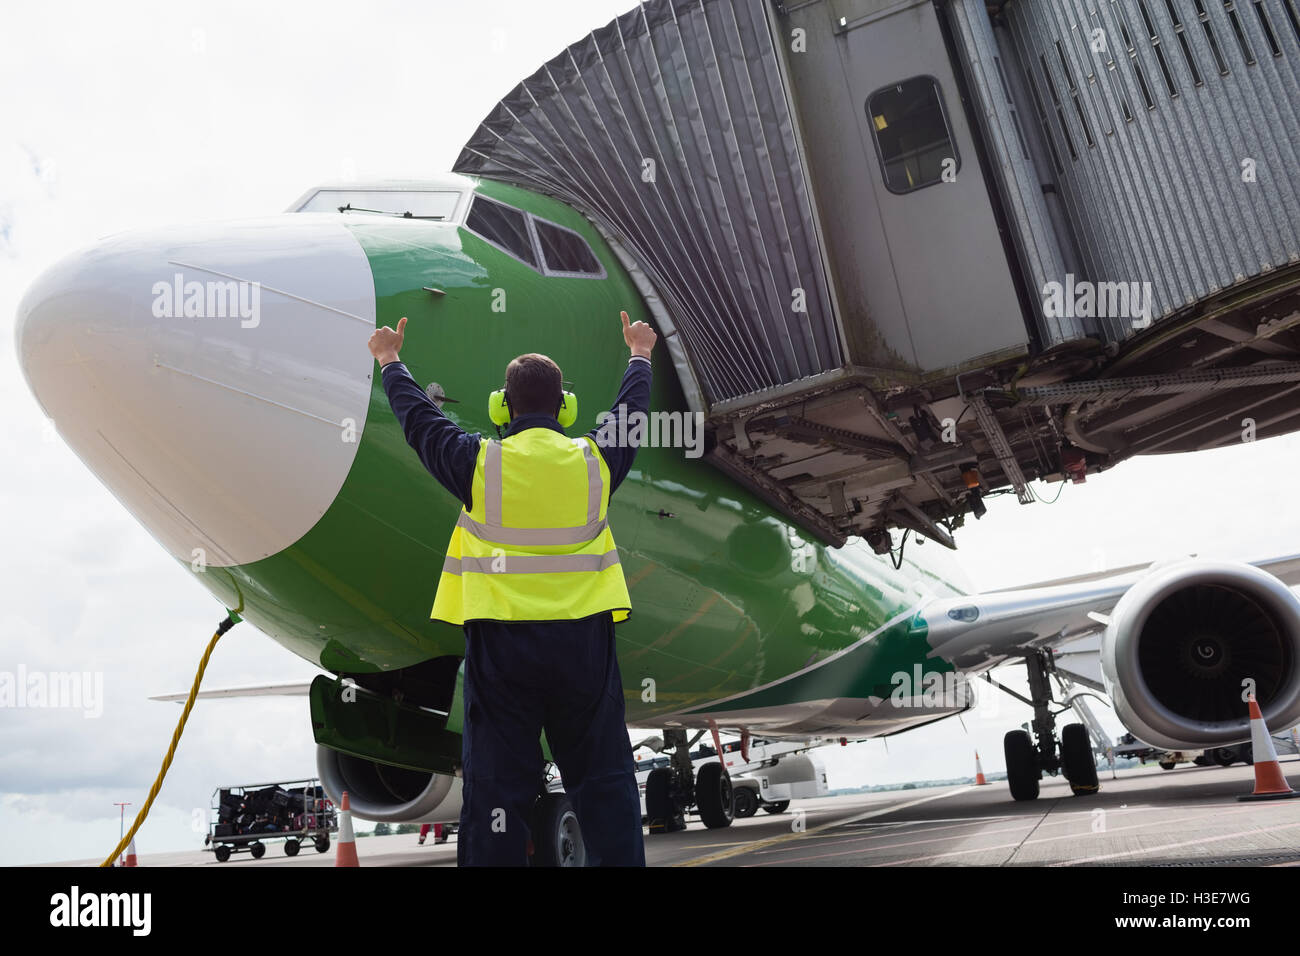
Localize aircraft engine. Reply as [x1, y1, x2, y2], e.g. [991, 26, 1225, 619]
[1101, 560, 1300, 750]
[316, 746, 462, 823]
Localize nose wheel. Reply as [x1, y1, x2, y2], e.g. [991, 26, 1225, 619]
[645, 728, 737, 832]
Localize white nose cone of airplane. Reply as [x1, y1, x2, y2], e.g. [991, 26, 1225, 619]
[14, 216, 376, 567]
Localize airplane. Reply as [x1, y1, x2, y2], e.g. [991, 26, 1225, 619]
[14, 0, 1300, 865]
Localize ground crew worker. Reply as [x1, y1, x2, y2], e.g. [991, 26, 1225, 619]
[368, 309, 655, 866]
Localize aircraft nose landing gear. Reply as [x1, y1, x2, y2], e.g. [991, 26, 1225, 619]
[993, 649, 1100, 801]
[645, 728, 736, 832]
[645, 728, 693, 833]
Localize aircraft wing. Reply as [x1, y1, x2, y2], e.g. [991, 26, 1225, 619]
[149, 681, 314, 703]
[918, 553, 1300, 749]
[924, 553, 1300, 676]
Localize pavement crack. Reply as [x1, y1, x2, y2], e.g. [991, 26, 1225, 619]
[999, 798, 1061, 866]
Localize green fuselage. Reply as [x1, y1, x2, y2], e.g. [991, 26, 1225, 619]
[194, 177, 969, 733]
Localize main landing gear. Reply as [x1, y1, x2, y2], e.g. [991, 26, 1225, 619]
[645, 728, 735, 832]
[989, 649, 1100, 801]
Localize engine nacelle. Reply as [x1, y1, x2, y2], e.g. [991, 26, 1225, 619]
[1101, 560, 1300, 749]
[316, 745, 463, 823]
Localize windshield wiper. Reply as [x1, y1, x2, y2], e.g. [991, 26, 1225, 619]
[336, 203, 446, 220]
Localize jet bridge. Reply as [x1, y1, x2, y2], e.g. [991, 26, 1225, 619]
[455, 0, 1300, 549]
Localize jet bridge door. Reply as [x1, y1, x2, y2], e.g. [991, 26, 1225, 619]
[776, 0, 1031, 378]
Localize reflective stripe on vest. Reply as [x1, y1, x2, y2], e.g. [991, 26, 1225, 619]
[441, 551, 623, 575]
[430, 430, 632, 625]
[454, 439, 607, 545]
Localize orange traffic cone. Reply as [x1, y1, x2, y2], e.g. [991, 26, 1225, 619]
[1239, 695, 1299, 801]
[974, 750, 989, 786]
[123, 838, 138, 867]
[335, 792, 360, 866]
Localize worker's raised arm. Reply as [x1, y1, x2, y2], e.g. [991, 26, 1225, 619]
[370, 317, 480, 509]
[590, 310, 655, 496]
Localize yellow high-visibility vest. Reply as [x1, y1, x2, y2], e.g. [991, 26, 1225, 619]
[431, 428, 631, 625]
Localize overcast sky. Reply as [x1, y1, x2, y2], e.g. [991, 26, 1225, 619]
[4, 0, 1300, 866]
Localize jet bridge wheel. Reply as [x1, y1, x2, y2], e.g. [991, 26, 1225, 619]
[695, 763, 735, 829]
[1004, 730, 1040, 801]
[1060, 723, 1100, 795]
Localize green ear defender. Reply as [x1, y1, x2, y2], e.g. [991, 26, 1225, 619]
[488, 389, 511, 426]
[488, 389, 578, 428]
[557, 391, 578, 428]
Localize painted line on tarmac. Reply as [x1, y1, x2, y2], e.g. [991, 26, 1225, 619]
[747, 818, 1037, 862]
[674, 786, 972, 867]
[866, 801, 1294, 866]
[1051, 819, 1300, 866]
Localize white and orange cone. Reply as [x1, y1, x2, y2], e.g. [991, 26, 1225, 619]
[974, 750, 989, 786]
[1239, 695, 1299, 801]
[123, 838, 138, 867]
[335, 792, 360, 866]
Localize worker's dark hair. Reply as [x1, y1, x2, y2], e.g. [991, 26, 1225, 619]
[504, 353, 563, 418]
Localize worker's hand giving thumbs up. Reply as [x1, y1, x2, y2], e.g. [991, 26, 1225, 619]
[369, 316, 407, 367]
[621, 310, 656, 360]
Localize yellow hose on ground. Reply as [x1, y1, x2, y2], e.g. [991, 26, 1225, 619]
[100, 613, 238, 867]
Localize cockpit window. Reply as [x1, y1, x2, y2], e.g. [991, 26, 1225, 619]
[296, 189, 461, 220]
[534, 219, 604, 276]
[465, 196, 538, 267]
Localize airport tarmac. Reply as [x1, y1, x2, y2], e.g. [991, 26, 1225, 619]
[54, 759, 1300, 867]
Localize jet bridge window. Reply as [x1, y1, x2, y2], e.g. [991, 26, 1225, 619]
[866, 76, 959, 194]
[533, 219, 604, 277]
[465, 196, 538, 267]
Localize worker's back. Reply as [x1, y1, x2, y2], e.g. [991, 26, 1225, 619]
[369, 309, 654, 866]
[432, 429, 631, 626]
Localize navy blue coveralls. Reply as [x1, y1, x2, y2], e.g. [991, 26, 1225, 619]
[381, 356, 650, 867]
